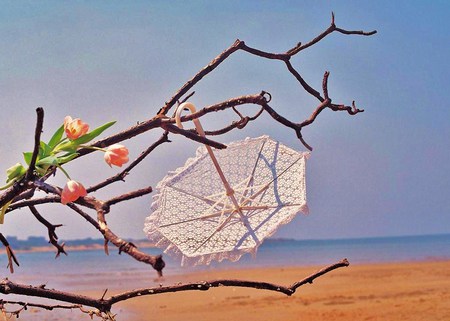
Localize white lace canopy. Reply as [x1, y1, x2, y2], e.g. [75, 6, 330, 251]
[144, 135, 309, 266]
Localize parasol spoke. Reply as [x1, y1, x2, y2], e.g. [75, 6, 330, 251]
[167, 185, 228, 208]
[193, 212, 237, 254]
[238, 138, 267, 204]
[235, 212, 261, 246]
[233, 182, 267, 195]
[238, 183, 271, 207]
[159, 194, 234, 228]
[158, 210, 223, 228]
[238, 154, 306, 207]
[239, 203, 305, 211]
[238, 177, 254, 203]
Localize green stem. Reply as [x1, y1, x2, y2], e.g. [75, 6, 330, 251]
[52, 137, 69, 153]
[0, 178, 18, 191]
[0, 200, 13, 224]
[79, 145, 107, 152]
[57, 165, 71, 180]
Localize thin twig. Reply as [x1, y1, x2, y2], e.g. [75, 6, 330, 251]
[0, 233, 19, 273]
[106, 186, 153, 206]
[28, 205, 67, 257]
[198, 106, 265, 136]
[87, 132, 170, 193]
[0, 299, 81, 311]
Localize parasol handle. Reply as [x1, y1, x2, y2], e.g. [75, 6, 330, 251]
[175, 103, 236, 199]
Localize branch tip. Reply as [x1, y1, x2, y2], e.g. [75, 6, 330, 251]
[101, 289, 108, 300]
[322, 71, 330, 99]
[26, 108, 45, 180]
[297, 131, 313, 151]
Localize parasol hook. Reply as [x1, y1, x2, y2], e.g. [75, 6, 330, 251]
[175, 102, 197, 130]
[175, 103, 241, 205]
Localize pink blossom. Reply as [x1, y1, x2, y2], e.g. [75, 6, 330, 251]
[64, 116, 89, 140]
[104, 144, 129, 167]
[61, 180, 87, 205]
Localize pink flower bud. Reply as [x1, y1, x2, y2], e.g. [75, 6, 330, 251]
[104, 144, 129, 167]
[64, 116, 89, 140]
[61, 180, 87, 205]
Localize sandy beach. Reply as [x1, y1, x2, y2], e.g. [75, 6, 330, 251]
[115, 260, 450, 321]
[6, 259, 450, 320]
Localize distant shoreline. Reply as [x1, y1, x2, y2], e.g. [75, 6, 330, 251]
[3, 233, 449, 256]
[0, 240, 156, 254]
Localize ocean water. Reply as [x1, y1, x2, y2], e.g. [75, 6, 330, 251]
[4, 233, 450, 290]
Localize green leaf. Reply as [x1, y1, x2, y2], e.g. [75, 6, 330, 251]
[0, 179, 16, 190]
[56, 142, 78, 153]
[71, 121, 116, 145]
[48, 124, 64, 148]
[23, 152, 33, 165]
[6, 163, 26, 183]
[57, 152, 79, 165]
[39, 141, 53, 159]
[36, 155, 58, 166]
[0, 200, 12, 224]
[56, 121, 116, 152]
[35, 155, 59, 177]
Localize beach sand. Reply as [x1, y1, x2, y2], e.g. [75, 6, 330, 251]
[8, 260, 450, 320]
[120, 260, 450, 321]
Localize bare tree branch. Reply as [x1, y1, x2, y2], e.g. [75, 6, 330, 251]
[161, 123, 227, 149]
[0, 259, 349, 316]
[67, 202, 165, 276]
[158, 39, 243, 116]
[105, 186, 153, 206]
[168, 93, 268, 124]
[0, 279, 109, 311]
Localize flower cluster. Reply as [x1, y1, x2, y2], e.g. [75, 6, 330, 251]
[2, 116, 129, 215]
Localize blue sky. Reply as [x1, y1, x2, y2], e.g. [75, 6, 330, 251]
[0, 1, 449, 241]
